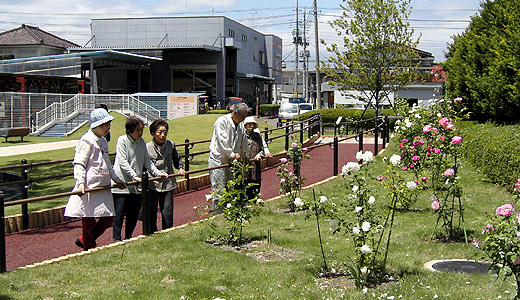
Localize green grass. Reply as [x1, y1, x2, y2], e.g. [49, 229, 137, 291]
[0, 140, 516, 299]
[2, 112, 285, 216]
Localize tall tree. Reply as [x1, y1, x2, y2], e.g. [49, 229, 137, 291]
[322, 0, 420, 116]
[444, 0, 520, 123]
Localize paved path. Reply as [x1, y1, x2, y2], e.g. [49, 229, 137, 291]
[0, 140, 78, 157]
[3, 139, 383, 270]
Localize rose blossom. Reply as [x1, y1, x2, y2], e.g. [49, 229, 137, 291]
[402, 166, 408, 171]
[434, 148, 441, 154]
[444, 168, 455, 177]
[294, 197, 304, 208]
[446, 123, 455, 130]
[352, 226, 361, 235]
[368, 196, 376, 204]
[342, 162, 360, 174]
[360, 244, 372, 254]
[280, 157, 288, 163]
[451, 136, 463, 145]
[421, 176, 428, 182]
[454, 97, 463, 103]
[412, 156, 420, 161]
[406, 181, 417, 190]
[377, 176, 383, 181]
[291, 142, 298, 148]
[515, 178, 520, 190]
[389, 154, 401, 166]
[516, 212, 520, 224]
[361, 221, 371, 232]
[423, 124, 433, 133]
[431, 200, 440, 210]
[496, 204, 515, 216]
[319, 196, 328, 204]
[439, 117, 450, 127]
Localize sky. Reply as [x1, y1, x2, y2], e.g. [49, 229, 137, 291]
[0, 0, 483, 64]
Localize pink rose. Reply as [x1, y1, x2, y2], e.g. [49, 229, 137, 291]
[421, 176, 428, 182]
[444, 168, 455, 177]
[496, 204, 515, 216]
[412, 156, 420, 161]
[423, 125, 433, 133]
[377, 176, 383, 181]
[515, 179, 520, 189]
[291, 142, 298, 148]
[280, 157, 288, 163]
[517, 212, 520, 224]
[280, 178, 286, 183]
[402, 166, 408, 171]
[431, 200, 440, 210]
[454, 97, 463, 103]
[434, 148, 441, 154]
[401, 139, 408, 143]
[451, 136, 463, 145]
[409, 164, 415, 168]
[439, 117, 450, 127]
[446, 123, 455, 130]
[439, 135, 446, 141]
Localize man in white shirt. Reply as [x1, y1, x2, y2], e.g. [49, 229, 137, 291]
[208, 103, 249, 212]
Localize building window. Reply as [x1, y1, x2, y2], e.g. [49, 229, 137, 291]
[228, 29, 235, 38]
[241, 34, 247, 42]
[259, 51, 265, 65]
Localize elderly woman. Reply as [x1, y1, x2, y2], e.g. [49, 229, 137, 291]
[112, 117, 167, 241]
[243, 116, 272, 199]
[146, 119, 185, 232]
[64, 108, 126, 250]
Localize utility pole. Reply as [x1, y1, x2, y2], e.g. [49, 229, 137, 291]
[313, 0, 321, 109]
[302, 9, 310, 101]
[293, 0, 299, 97]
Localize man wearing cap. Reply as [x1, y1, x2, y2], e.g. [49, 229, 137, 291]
[64, 108, 126, 250]
[208, 102, 249, 212]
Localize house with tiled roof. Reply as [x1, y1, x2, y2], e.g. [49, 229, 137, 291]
[0, 24, 79, 59]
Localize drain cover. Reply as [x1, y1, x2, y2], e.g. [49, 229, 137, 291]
[424, 260, 494, 274]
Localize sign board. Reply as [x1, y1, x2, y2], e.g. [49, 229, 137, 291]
[167, 94, 199, 119]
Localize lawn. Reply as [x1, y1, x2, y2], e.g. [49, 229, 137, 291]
[2, 112, 286, 217]
[0, 140, 515, 299]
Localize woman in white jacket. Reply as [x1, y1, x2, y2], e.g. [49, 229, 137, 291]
[64, 108, 126, 250]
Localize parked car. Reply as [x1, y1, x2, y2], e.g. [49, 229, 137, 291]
[298, 103, 314, 114]
[277, 103, 299, 127]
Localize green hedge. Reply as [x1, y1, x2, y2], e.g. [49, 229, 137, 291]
[259, 104, 280, 117]
[294, 108, 396, 123]
[461, 122, 520, 189]
[206, 110, 228, 114]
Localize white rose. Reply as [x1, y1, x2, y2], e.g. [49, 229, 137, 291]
[362, 151, 374, 162]
[361, 266, 368, 274]
[342, 162, 360, 174]
[356, 150, 364, 161]
[368, 196, 375, 205]
[256, 198, 264, 205]
[389, 154, 401, 166]
[294, 197, 304, 208]
[205, 194, 212, 201]
[352, 226, 361, 235]
[319, 196, 328, 204]
[355, 206, 363, 213]
[406, 181, 417, 190]
[226, 203, 232, 208]
[361, 221, 371, 232]
[360, 244, 371, 254]
[352, 185, 359, 192]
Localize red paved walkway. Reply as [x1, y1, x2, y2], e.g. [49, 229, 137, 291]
[4, 141, 382, 270]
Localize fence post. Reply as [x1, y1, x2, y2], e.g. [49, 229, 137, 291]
[307, 117, 312, 138]
[184, 139, 190, 191]
[0, 192, 6, 273]
[264, 127, 269, 146]
[285, 126, 289, 151]
[333, 136, 339, 176]
[374, 118, 379, 155]
[385, 115, 390, 144]
[382, 116, 388, 149]
[299, 122, 304, 145]
[141, 170, 150, 236]
[21, 159, 29, 230]
[358, 131, 364, 153]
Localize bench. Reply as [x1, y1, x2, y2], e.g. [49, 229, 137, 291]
[0, 127, 30, 142]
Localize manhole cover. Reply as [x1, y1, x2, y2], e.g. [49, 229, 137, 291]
[424, 260, 494, 274]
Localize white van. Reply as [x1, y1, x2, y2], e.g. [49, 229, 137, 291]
[278, 103, 299, 126]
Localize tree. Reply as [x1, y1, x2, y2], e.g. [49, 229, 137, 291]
[321, 0, 420, 116]
[444, 0, 520, 123]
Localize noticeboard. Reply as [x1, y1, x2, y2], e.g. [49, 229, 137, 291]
[167, 95, 199, 119]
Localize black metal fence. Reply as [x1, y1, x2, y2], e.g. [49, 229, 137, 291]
[0, 113, 393, 272]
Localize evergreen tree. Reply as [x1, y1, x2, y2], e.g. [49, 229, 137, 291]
[444, 0, 520, 123]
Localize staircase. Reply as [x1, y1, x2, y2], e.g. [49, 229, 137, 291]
[37, 112, 90, 137]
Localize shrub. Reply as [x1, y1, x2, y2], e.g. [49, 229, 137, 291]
[206, 110, 228, 114]
[259, 104, 280, 117]
[294, 108, 397, 130]
[461, 122, 520, 189]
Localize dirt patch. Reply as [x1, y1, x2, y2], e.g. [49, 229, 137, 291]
[315, 273, 356, 290]
[206, 239, 303, 262]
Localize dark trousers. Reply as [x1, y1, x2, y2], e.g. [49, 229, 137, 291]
[245, 179, 261, 200]
[112, 193, 142, 241]
[148, 190, 174, 232]
[80, 217, 114, 250]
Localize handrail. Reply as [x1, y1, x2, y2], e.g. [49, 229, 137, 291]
[4, 164, 230, 207]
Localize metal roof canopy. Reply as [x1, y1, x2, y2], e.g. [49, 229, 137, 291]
[0, 50, 162, 76]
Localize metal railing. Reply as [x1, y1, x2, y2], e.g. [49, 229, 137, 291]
[0, 113, 397, 272]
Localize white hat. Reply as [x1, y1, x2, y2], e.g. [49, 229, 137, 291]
[244, 116, 257, 125]
[90, 108, 114, 128]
